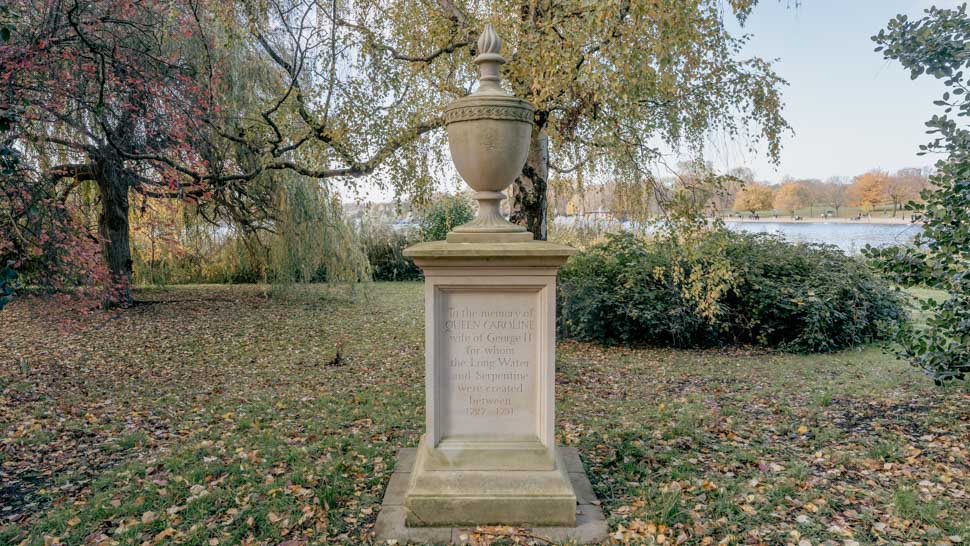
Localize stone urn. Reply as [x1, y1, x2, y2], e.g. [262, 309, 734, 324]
[443, 24, 535, 243]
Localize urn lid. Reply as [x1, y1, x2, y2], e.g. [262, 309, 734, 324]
[442, 24, 534, 126]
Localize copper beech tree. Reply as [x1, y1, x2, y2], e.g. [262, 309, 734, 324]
[2, 0, 255, 305]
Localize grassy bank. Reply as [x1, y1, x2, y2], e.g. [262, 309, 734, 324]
[1, 284, 967, 545]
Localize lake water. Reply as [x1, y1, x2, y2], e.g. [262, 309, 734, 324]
[553, 216, 923, 254]
[724, 221, 922, 254]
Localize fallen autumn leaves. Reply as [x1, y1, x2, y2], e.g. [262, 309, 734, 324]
[1, 284, 967, 545]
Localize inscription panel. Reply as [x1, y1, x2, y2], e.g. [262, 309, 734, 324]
[437, 289, 539, 440]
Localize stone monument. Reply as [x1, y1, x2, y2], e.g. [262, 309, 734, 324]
[401, 25, 578, 528]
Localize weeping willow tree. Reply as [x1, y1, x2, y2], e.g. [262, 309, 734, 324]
[124, 179, 369, 290]
[268, 178, 370, 291]
[4, 0, 793, 306]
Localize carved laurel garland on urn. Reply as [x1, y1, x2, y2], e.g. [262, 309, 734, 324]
[443, 24, 536, 242]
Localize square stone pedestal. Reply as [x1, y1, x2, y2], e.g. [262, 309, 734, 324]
[399, 241, 581, 530]
[375, 448, 607, 544]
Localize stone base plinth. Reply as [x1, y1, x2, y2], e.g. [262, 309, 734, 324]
[404, 435, 576, 527]
[375, 448, 607, 545]
[395, 240, 585, 540]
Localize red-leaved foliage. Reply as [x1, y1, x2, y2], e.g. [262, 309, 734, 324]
[1, 0, 228, 306]
[0, 164, 115, 310]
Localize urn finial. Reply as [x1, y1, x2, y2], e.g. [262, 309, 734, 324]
[477, 24, 502, 56]
[473, 24, 506, 94]
[441, 24, 535, 243]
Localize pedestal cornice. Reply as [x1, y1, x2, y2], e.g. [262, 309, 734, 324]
[404, 240, 576, 269]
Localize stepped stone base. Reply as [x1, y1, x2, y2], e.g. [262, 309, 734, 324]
[374, 448, 607, 545]
[404, 435, 576, 527]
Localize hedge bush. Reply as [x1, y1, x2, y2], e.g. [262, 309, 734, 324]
[418, 194, 474, 241]
[360, 225, 422, 281]
[358, 194, 476, 281]
[558, 231, 906, 352]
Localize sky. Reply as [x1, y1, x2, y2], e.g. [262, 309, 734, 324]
[716, 0, 959, 181]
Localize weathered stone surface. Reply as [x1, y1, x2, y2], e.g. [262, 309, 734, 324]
[375, 504, 454, 545]
[375, 448, 607, 545]
[407, 526, 453, 545]
[374, 506, 407, 542]
[404, 436, 576, 527]
[436, 289, 539, 440]
[562, 448, 585, 474]
[383, 473, 410, 506]
[395, 448, 418, 473]
[402, 242, 577, 527]
[404, 240, 576, 259]
[569, 471, 597, 505]
[446, 230, 533, 243]
[440, 24, 534, 238]
[529, 503, 608, 544]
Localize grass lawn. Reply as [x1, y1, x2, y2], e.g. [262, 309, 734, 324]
[1, 283, 967, 545]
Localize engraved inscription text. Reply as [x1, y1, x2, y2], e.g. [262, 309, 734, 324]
[438, 290, 538, 439]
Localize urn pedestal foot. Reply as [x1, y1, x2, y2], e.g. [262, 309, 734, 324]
[447, 191, 532, 243]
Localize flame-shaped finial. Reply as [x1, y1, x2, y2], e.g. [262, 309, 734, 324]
[473, 24, 506, 93]
[477, 24, 502, 56]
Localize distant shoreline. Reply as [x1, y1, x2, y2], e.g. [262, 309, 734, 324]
[721, 216, 920, 226]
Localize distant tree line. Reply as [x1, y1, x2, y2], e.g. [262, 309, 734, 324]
[732, 168, 931, 218]
[546, 165, 931, 221]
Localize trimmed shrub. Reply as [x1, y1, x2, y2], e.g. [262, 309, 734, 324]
[418, 194, 474, 241]
[558, 231, 906, 352]
[360, 225, 422, 281]
[357, 193, 475, 282]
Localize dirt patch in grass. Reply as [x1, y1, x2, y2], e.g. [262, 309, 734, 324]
[1, 284, 967, 545]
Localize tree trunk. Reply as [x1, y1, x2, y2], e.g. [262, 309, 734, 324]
[97, 161, 133, 307]
[510, 129, 549, 240]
